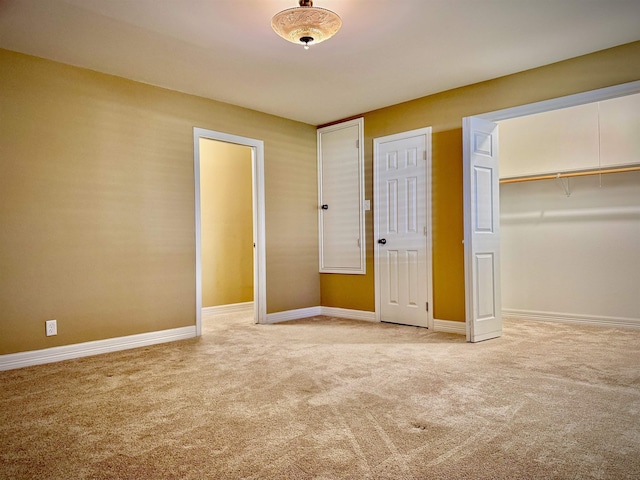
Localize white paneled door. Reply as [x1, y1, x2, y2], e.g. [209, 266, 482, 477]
[318, 118, 365, 274]
[374, 129, 432, 328]
[463, 117, 502, 342]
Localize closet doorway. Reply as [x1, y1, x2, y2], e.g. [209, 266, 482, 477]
[463, 80, 640, 342]
[193, 128, 266, 336]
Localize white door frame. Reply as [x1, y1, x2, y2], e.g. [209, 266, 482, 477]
[462, 79, 640, 341]
[193, 127, 266, 335]
[374, 127, 434, 329]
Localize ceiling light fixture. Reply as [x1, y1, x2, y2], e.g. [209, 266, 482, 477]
[271, 0, 342, 50]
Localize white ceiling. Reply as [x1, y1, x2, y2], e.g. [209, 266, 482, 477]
[1, 0, 639, 125]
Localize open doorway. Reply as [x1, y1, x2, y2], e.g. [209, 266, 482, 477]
[463, 80, 640, 342]
[200, 139, 253, 313]
[193, 128, 266, 336]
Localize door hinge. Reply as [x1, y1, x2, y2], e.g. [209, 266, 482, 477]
[423, 150, 427, 161]
[356, 139, 359, 149]
[426, 302, 429, 312]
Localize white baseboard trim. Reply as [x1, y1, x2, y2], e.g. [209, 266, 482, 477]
[321, 307, 377, 322]
[503, 309, 640, 329]
[265, 307, 467, 334]
[264, 306, 377, 325]
[202, 302, 253, 317]
[433, 319, 466, 334]
[0, 326, 197, 372]
[264, 307, 322, 324]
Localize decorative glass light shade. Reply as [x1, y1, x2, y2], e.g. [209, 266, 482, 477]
[271, 0, 342, 49]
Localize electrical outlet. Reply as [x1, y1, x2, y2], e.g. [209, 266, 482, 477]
[45, 320, 57, 337]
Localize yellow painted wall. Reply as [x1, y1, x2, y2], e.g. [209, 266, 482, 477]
[0, 48, 319, 355]
[200, 139, 253, 307]
[1, 41, 639, 356]
[320, 41, 640, 322]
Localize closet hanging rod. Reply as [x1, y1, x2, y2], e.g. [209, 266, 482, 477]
[499, 166, 640, 185]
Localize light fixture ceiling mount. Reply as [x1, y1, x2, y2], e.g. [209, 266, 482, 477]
[271, 0, 342, 50]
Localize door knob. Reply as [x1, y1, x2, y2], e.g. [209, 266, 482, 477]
[378, 238, 387, 245]
[321, 204, 329, 210]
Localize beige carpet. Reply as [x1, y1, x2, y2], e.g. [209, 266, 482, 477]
[1, 314, 640, 479]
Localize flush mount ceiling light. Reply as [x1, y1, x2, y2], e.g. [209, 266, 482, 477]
[271, 0, 342, 50]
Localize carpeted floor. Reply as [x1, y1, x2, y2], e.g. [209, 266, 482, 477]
[1, 314, 640, 479]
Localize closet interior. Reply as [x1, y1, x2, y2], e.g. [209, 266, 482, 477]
[498, 92, 640, 327]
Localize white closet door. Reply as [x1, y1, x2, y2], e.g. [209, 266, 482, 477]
[463, 117, 502, 342]
[318, 118, 365, 274]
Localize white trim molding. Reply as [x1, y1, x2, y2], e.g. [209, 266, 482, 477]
[503, 309, 640, 329]
[265, 307, 323, 324]
[265, 307, 463, 334]
[321, 307, 377, 322]
[265, 307, 377, 324]
[0, 326, 196, 371]
[479, 80, 640, 122]
[203, 302, 254, 317]
[433, 319, 467, 335]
